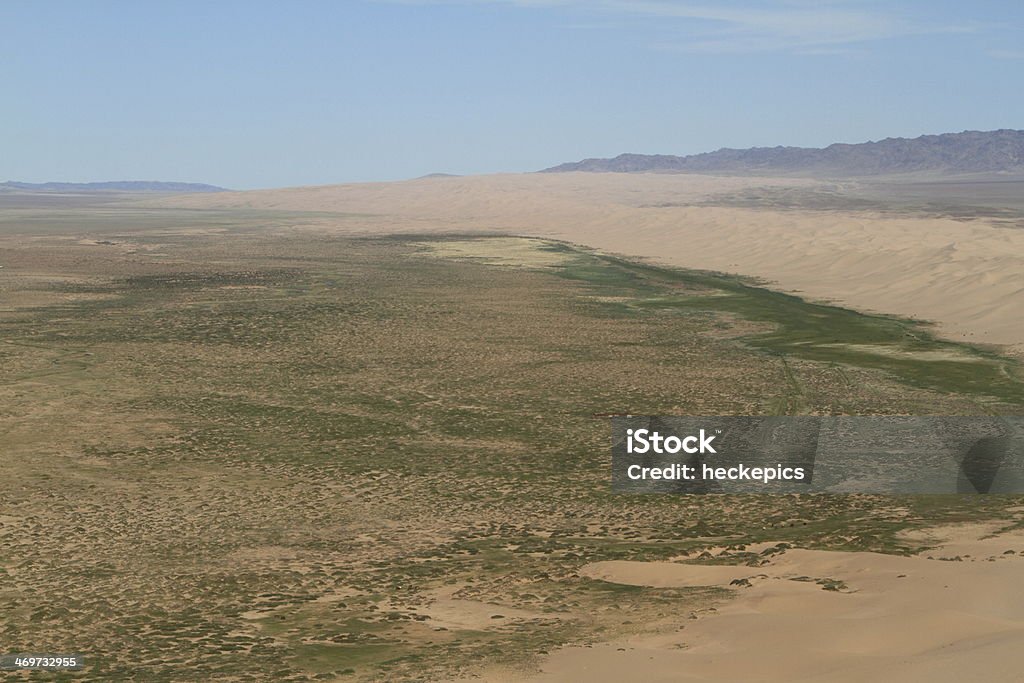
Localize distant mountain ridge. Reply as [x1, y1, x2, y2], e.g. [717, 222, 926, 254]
[542, 129, 1024, 177]
[1, 180, 227, 193]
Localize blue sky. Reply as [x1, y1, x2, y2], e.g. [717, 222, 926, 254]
[3, 0, 1022, 188]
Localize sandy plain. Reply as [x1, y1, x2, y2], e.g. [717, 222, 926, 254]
[5, 177, 1023, 680]
[141, 174, 1024, 680]
[518, 521, 1024, 682]
[148, 172, 1024, 355]
[142, 174, 1024, 680]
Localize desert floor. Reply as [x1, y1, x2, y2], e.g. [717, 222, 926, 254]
[2, 184, 1023, 680]
[149, 172, 1024, 356]
[516, 521, 1024, 682]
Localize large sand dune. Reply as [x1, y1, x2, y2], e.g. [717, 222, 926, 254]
[519, 523, 1024, 682]
[151, 173, 1024, 353]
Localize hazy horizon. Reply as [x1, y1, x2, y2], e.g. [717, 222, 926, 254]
[4, 0, 1023, 189]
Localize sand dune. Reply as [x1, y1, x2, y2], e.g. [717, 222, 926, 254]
[150, 173, 1024, 354]
[519, 522, 1024, 682]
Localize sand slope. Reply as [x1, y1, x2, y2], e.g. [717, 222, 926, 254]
[150, 173, 1024, 353]
[521, 523, 1024, 682]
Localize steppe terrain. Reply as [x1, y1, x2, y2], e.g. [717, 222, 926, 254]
[149, 172, 1024, 354]
[1, 181, 1023, 680]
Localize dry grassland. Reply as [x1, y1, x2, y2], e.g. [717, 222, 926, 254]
[1, 202, 1023, 680]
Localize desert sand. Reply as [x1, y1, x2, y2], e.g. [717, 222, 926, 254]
[150, 172, 1024, 354]
[517, 522, 1024, 682]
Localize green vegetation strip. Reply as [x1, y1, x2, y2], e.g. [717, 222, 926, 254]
[535, 239, 1024, 405]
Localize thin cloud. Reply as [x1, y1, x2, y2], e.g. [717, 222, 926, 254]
[375, 0, 976, 54]
[988, 48, 1024, 60]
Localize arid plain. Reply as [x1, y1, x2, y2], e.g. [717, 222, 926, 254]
[2, 172, 1024, 681]
[151, 172, 1024, 354]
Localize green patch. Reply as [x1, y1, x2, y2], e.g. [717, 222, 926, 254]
[542, 242, 1024, 408]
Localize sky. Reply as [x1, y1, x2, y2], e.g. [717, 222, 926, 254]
[2, 0, 1023, 189]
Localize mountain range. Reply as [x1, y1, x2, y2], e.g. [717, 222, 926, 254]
[542, 129, 1024, 177]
